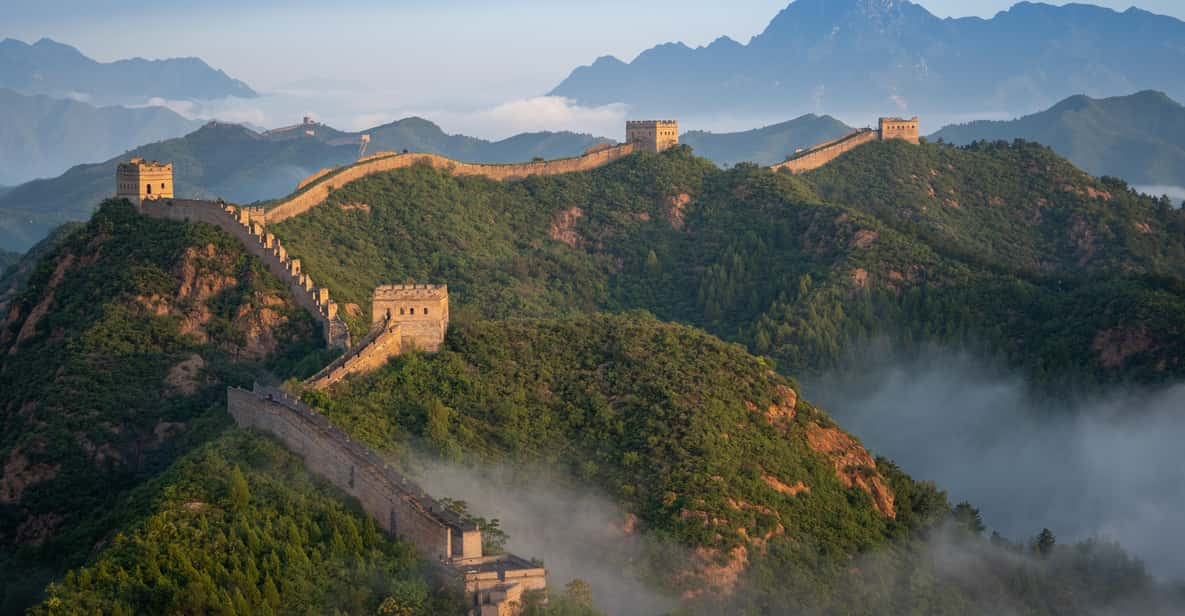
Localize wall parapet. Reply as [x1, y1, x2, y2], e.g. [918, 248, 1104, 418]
[228, 384, 547, 614]
[135, 198, 350, 348]
[265, 143, 638, 224]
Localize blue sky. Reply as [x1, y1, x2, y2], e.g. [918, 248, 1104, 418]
[5, 0, 1183, 135]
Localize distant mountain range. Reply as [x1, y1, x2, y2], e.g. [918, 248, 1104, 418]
[930, 90, 1185, 191]
[551, 0, 1185, 119]
[0, 118, 610, 252]
[681, 114, 853, 166]
[0, 38, 256, 105]
[0, 88, 203, 185]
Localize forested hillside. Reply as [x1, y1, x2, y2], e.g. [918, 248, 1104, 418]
[304, 314, 1178, 613]
[0, 202, 329, 610]
[273, 143, 1185, 385]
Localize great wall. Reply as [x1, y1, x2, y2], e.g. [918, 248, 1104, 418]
[115, 116, 918, 614]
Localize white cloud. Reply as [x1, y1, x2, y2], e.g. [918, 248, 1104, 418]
[422, 97, 627, 141]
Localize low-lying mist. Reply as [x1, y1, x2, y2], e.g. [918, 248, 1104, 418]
[412, 460, 679, 616]
[806, 343, 1185, 579]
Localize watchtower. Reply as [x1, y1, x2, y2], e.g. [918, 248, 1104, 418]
[878, 117, 920, 144]
[116, 157, 174, 203]
[371, 284, 449, 351]
[626, 120, 679, 153]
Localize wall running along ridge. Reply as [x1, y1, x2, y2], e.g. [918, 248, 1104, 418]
[769, 116, 921, 174]
[134, 198, 350, 348]
[228, 384, 548, 615]
[265, 143, 638, 224]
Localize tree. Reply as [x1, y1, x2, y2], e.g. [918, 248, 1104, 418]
[1034, 528, 1056, 557]
[227, 465, 250, 510]
[952, 501, 985, 536]
[564, 579, 593, 606]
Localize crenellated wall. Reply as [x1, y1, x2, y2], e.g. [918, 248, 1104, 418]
[135, 198, 350, 348]
[769, 129, 880, 174]
[305, 318, 403, 390]
[265, 143, 638, 224]
[228, 384, 547, 614]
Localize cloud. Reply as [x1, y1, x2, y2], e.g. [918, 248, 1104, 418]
[422, 97, 626, 141]
[412, 459, 678, 616]
[806, 343, 1185, 579]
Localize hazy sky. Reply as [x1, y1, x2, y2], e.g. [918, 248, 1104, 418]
[5, 0, 1184, 134]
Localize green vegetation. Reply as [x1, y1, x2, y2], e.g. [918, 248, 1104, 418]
[0, 200, 326, 611]
[274, 143, 1185, 385]
[931, 90, 1185, 188]
[303, 313, 1179, 613]
[0, 249, 18, 274]
[30, 427, 463, 616]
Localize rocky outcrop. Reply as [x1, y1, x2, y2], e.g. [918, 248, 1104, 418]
[805, 423, 896, 518]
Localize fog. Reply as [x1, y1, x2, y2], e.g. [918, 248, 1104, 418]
[1134, 185, 1185, 205]
[412, 460, 679, 616]
[806, 344, 1185, 579]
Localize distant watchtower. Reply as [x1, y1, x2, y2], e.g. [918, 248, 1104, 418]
[371, 284, 449, 352]
[878, 117, 920, 144]
[626, 120, 679, 153]
[116, 157, 174, 203]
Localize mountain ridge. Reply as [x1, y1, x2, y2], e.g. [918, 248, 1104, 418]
[550, 0, 1185, 119]
[0, 37, 256, 105]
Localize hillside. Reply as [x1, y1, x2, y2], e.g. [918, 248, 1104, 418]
[0, 38, 255, 105]
[0, 201, 329, 609]
[680, 114, 853, 166]
[0, 119, 609, 253]
[550, 0, 1185, 119]
[272, 144, 1185, 385]
[303, 314, 1175, 613]
[0, 88, 202, 185]
[930, 91, 1185, 189]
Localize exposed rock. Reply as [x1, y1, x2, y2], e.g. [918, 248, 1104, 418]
[0, 448, 59, 504]
[343, 302, 363, 317]
[8, 252, 75, 352]
[762, 474, 809, 497]
[680, 546, 749, 599]
[1135, 222, 1153, 234]
[549, 206, 584, 247]
[666, 193, 692, 230]
[850, 268, 870, 288]
[166, 354, 206, 396]
[1092, 325, 1153, 369]
[338, 202, 372, 213]
[763, 384, 798, 433]
[14, 513, 64, 545]
[850, 229, 878, 249]
[805, 423, 896, 518]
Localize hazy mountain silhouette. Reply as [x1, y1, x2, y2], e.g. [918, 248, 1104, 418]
[931, 90, 1185, 190]
[681, 114, 853, 166]
[550, 0, 1185, 119]
[0, 38, 256, 105]
[0, 88, 202, 185]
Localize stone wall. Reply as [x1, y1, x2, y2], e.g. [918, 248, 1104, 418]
[769, 129, 880, 174]
[305, 320, 403, 390]
[879, 116, 920, 144]
[372, 284, 449, 352]
[227, 384, 548, 614]
[136, 198, 349, 348]
[265, 143, 638, 224]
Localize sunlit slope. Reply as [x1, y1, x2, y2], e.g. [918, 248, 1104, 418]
[273, 145, 1185, 384]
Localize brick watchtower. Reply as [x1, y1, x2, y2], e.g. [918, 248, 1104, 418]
[878, 117, 920, 144]
[371, 284, 449, 352]
[116, 157, 174, 203]
[626, 120, 680, 153]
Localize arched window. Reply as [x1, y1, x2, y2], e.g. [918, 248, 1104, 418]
[424, 307, 429, 315]
[146, 184, 152, 194]
[400, 308, 405, 315]
[409, 308, 415, 315]
[161, 182, 166, 190]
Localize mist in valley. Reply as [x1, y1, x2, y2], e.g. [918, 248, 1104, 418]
[412, 460, 680, 616]
[806, 344, 1185, 580]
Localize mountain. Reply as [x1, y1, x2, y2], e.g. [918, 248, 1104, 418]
[0, 89, 202, 185]
[0, 118, 610, 252]
[0, 38, 255, 105]
[3, 147, 1184, 612]
[930, 90, 1185, 190]
[550, 0, 1185, 120]
[681, 114, 854, 166]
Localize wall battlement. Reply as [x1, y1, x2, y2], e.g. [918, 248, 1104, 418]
[770, 116, 921, 174]
[228, 384, 547, 614]
[265, 142, 640, 224]
[132, 197, 350, 349]
[116, 157, 174, 203]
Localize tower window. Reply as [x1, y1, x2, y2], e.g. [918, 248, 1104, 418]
[146, 184, 152, 194]
[424, 307, 429, 315]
